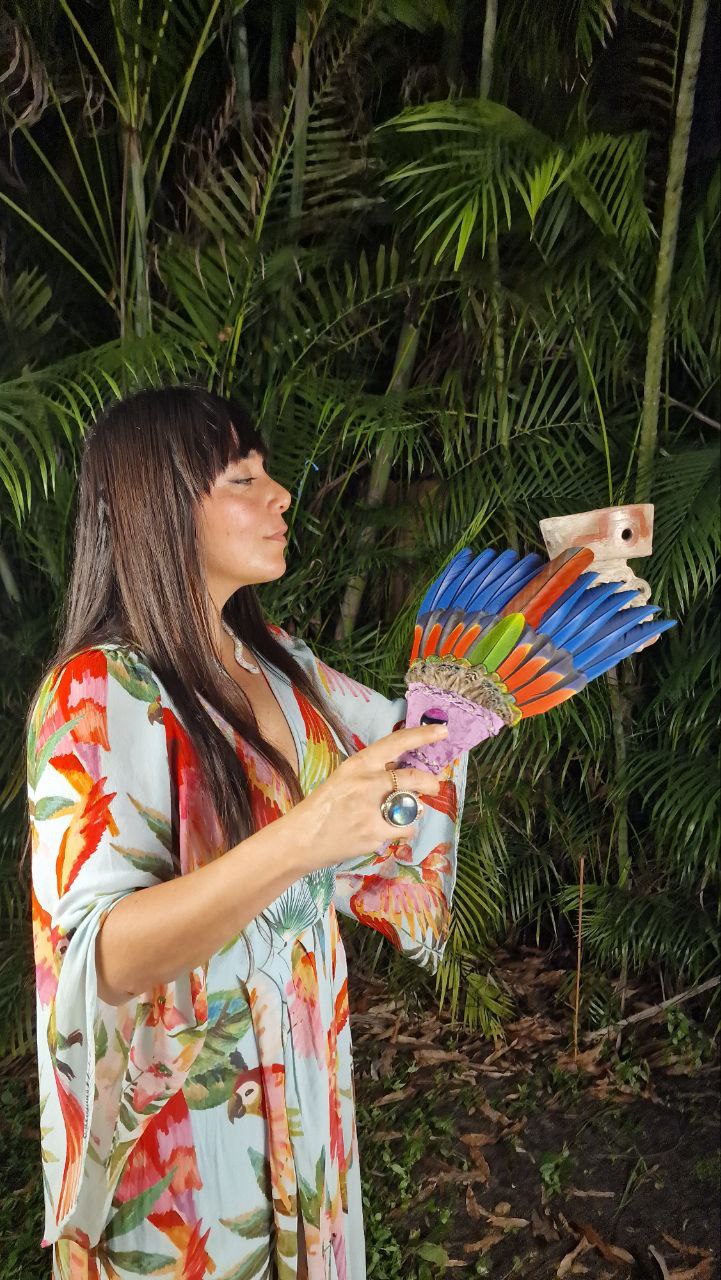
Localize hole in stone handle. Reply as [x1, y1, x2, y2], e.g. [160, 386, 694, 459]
[621, 527, 634, 541]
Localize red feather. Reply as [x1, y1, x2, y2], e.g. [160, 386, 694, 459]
[501, 548, 594, 629]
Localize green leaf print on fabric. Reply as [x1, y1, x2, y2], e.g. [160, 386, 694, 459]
[304, 867, 335, 916]
[220, 1202, 273, 1239]
[297, 1150, 326, 1231]
[105, 1248, 176, 1274]
[215, 1242, 274, 1280]
[106, 650, 162, 705]
[95, 1019, 108, 1062]
[248, 1146, 272, 1202]
[26, 707, 83, 791]
[128, 795, 173, 852]
[105, 1169, 174, 1238]
[184, 990, 252, 1110]
[263, 881, 322, 941]
[276, 1230, 299, 1280]
[33, 795, 76, 821]
[110, 843, 175, 882]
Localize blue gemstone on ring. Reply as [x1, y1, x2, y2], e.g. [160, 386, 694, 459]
[384, 791, 420, 826]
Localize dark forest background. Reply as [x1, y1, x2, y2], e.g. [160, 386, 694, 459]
[0, 0, 718, 1056]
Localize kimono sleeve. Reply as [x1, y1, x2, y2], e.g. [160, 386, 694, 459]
[274, 627, 469, 974]
[27, 646, 208, 1249]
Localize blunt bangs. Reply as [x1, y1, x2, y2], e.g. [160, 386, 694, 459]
[171, 388, 269, 500]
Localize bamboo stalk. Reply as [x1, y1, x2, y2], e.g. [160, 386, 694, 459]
[478, 0, 497, 98]
[268, 4, 285, 125]
[126, 123, 151, 338]
[585, 976, 720, 1041]
[478, 1, 516, 549]
[335, 313, 421, 642]
[232, 10, 254, 149]
[635, 0, 710, 501]
[573, 854, 585, 1063]
[289, 2, 310, 230]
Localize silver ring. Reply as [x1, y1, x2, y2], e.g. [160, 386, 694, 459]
[380, 769, 420, 827]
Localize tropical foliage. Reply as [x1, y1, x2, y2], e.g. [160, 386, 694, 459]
[0, 0, 718, 1051]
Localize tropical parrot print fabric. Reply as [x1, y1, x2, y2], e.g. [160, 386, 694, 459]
[28, 626, 469, 1279]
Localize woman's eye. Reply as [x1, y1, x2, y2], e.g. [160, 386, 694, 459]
[232, 478, 254, 486]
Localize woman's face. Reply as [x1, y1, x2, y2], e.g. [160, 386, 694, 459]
[196, 450, 292, 609]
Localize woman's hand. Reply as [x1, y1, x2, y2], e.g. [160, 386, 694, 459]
[287, 722, 449, 870]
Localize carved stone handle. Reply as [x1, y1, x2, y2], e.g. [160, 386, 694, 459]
[539, 504, 654, 604]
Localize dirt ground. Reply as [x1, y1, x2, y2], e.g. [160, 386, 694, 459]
[349, 947, 721, 1279]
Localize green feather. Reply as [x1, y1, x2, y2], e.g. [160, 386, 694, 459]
[466, 614, 525, 670]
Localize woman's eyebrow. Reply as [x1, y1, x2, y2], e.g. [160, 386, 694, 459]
[227, 454, 264, 470]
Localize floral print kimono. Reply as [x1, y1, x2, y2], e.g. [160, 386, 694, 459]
[28, 624, 469, 1280]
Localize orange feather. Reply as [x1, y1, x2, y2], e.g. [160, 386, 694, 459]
[519, 688, 575, 717]
[422, 622, 443, 658]
[409, 625, 423, 665]
[514, 669, 567, 703]
[497, 642, 534, 681]
[454, 624, 483, 658]
[504, 654, 549, 692]
[440, 623, 466, 656]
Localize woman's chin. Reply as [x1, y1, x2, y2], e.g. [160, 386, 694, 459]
[258, 556, 288, 583]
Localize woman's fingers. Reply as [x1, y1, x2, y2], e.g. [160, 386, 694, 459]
[363, 721, 448, 765]
[384, 765, 442, 796]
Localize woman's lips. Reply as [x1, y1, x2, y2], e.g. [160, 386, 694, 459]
[265, 532, 287, 541]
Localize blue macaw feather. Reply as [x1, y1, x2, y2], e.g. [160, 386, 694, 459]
[463, 549, 520, 610]
[572, 605, 662, 667]
[443, 548, 497, 609]
[555, 590, 651, 651]
[484, 553, 545, 611]
[450, 548, 502, 610]
[538, 571, 598, 637]
[542, 580, 627, 642]
[581, 618, 677, 679]
[418, 547, 475, 617]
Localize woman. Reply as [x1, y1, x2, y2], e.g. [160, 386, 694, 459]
[27, 385, 469, 1280]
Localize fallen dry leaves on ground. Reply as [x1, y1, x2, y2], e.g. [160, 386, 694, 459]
[349, 944, 720, 1278]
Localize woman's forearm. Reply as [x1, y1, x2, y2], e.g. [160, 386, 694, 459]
[95, 806, 314, 1004]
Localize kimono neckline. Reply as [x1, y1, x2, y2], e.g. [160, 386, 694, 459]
[253, 648, 304, 785]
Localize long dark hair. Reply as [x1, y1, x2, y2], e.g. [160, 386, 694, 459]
[26, 384, 356, 856]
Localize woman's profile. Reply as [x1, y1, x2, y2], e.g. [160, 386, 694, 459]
[26, 385, 467, 1279]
